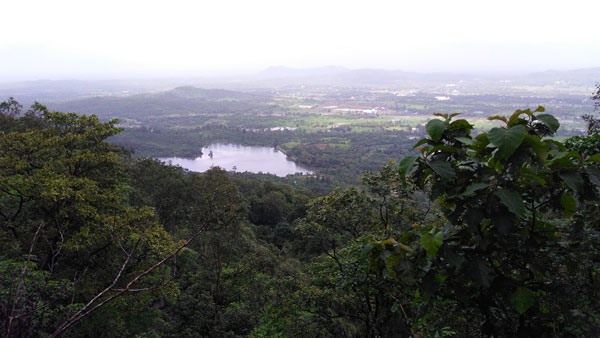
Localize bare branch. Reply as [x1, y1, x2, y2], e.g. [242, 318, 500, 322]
[49, 220, 209, 338]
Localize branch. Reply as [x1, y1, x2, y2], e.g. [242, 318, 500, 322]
[49, 220, 208, 338]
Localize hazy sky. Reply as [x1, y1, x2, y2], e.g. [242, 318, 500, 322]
[2, 0, 599, 80]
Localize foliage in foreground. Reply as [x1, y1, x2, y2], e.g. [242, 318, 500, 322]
[371, 108, 600, 336]
[1, 99, 599, 337]
[254, 108, 600, 337]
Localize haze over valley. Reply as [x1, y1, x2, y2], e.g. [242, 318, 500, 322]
[2, 1, 600, 337]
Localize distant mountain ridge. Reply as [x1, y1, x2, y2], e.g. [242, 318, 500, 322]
[254, 66, 600, 86]
[518, 67, 600, 85]
[255, 66, 481, 85]
[2, 66, 598, 106]
[258, 66, 349, 79]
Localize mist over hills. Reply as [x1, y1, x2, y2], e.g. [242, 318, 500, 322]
[255, 66, 600, 86]
[258, 65, 349, 79]
[1, 66, 598, 107]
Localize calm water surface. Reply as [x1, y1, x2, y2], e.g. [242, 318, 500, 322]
[159, 143, 313, 177]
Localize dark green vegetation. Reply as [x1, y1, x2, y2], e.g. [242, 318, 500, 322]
[1, 98, 599, 337]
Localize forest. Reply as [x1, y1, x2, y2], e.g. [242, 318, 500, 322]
[1, 92, 600, 338]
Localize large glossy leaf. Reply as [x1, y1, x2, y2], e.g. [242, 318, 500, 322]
[398, 156, 418, 186]
[494, 188, 526, 217]
[426, 119, 448, 142]
[488, 125, 527, 159]
[448, 119, 473, 131]
[536, 114, 560, 133]
[511, 287, 535, 315]
[559, 171, 584, 194]
[428, 160, 456, 180]
[523, 134, 548, 163]
[471, 133, 490, 153]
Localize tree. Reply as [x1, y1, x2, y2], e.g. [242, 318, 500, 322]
[566, 83, 600, 169]
[582, 83, 600, 134]
[378, 108, 600, 336]
[265, 163, 443, 338]
[594, 83, 600, 109]
[0, 97, 22, 118]
[0, 103, 239, 337]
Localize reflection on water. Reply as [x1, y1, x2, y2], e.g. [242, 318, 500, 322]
[159, 143, 313, 177]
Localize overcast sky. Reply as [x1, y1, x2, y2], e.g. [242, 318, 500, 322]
[1, 0, 599, 81]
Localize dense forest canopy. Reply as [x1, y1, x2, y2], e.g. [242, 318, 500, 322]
[1, 98, 599, 337]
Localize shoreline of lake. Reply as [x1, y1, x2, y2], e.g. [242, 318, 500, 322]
[158, 143, 313, 177]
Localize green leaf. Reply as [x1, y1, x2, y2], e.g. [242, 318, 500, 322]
[519, 167, 546, 186]
[509, 108, 532, 125]
[523, 134, 548, 163]
[413, 138, 428, 148]
[421, 230, 443, 257]
[561, 193, 576, 218]
[488, 125, 527, 159]
[585, 166, 600, 188]
[471, 133, 490, 153]
[426, 119, 448, 142]
[488, 115, 507, 123]
[536, 114, 560, 133]
[455, 137, 474, 145]
[545, 139, 567, 152]
[534, 105, 545, 112]
[428, 160, 456, 180]
[426, 145, 457, 155]
[511, 287, 535, 315]
[494, 188, 526, 217]
[549, 151, 580, 169]
[448, 119, 473, 131]
[398, 156, 418, 186]
[559, 171, 584, 194]
[589, 153, 600, 164]
[460, 183, 488, 196]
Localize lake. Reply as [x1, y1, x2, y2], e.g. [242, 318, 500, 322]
[159, 143, 313, 177]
